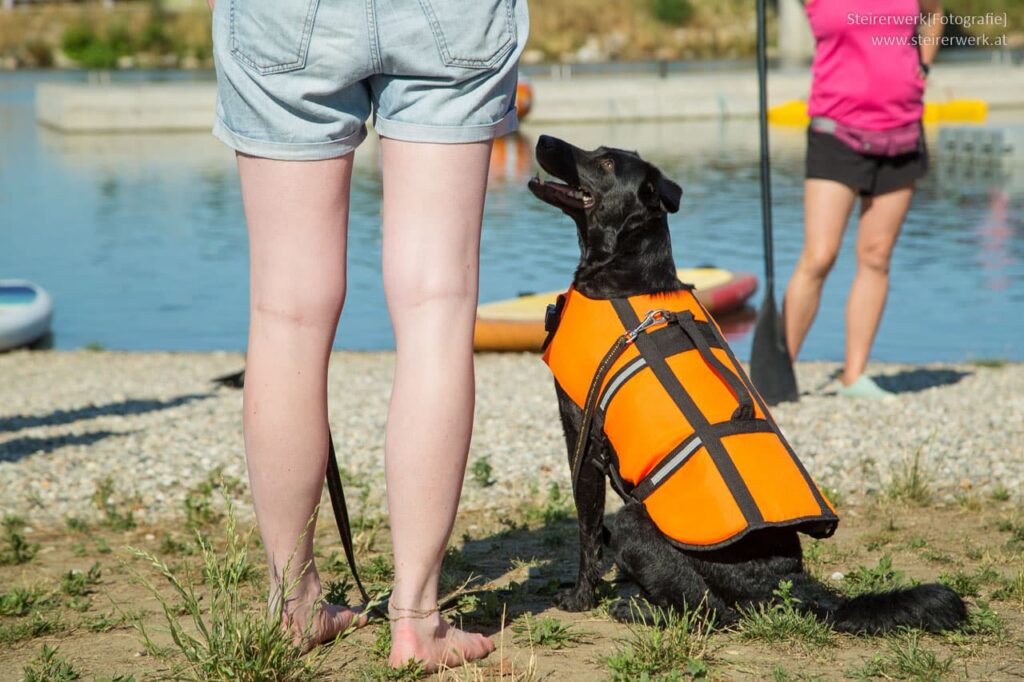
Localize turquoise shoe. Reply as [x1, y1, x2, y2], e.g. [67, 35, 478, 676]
[837, 375, 895, 400]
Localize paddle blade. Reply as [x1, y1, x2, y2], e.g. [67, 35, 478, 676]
[749, 293, 799, 405]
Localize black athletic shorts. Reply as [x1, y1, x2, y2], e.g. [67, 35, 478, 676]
[805, 126, 928, 197]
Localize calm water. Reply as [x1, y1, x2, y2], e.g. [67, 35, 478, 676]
[1, 70, 1022, 361]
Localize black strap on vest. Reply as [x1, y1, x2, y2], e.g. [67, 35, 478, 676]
[325, 431, 373, 606]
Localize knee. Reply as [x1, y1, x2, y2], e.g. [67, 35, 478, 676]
[857, 241, 893, 274]
[384, 268, 476, 314]
[798, 247, 838, 280]
[251, 281, 346, 329]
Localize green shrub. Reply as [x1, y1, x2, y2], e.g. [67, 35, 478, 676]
[61, 24, 97, 61]
[650, 0, 695, 25]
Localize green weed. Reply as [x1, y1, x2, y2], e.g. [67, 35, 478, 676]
[61, 562, 102, 597]
[92, 477, 137, 531]
[939, 566, 1001, 598]
[886, 445, 932, 506]
[991, 560, 1024, 606]
[130, 497, 329, 681]
[512, 615, 590, 649]
[738, 580, 834, 647]
[522, 482, 575, 526]
[956, 601, 1005, 638]
[65, 516, 90, 533]
[842, 555, 908, 596]
[819, 485, 843, 509]
[1, 514, 39, 565]
[469, 456, 495, 487]
[990, 485, 1010, 502]
[851, 629, 952, 681]
[0, 613, 64, 645]
[183, 470, 244, 529]
[604, 600, 713, 680]
[22, 644, 81, 682]
[323, 577, 353, 604]
[0, 585, 46, 617]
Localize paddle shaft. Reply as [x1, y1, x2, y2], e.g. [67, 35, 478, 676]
[756, 0, 776, 296]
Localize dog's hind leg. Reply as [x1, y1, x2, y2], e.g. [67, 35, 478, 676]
[608, 504, 738, 627]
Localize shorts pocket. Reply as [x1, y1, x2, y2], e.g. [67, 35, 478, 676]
[418, 0, 516, 69]
[229, 0, 320, 75]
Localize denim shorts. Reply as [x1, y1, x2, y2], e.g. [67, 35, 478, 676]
[212, 0, 529, 161]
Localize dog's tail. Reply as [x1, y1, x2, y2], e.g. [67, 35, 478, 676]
[787, 574, 966, 634]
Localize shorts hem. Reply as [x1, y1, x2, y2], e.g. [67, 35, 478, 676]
[373, 108, 518, 144]
[212, 117, 367, 161]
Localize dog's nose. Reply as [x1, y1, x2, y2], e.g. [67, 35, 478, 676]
[538, 135, 557, 150]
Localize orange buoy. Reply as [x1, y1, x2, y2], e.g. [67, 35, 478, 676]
[515, 79, 533, 121]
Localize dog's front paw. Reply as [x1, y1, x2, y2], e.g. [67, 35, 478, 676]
[556, 586, 598, 612]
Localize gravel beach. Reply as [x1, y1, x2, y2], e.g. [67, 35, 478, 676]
[1, 350, 1021, 527]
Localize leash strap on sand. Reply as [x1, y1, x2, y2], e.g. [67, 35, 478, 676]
[325, 432, 372, 606]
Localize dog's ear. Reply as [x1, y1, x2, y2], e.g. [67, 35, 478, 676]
[657, 176, 683, 214]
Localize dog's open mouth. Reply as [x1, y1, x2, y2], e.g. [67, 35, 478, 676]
[528, 175, 595, 210]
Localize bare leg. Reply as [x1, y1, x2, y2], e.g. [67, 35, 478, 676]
[379, 138, 495, 670]
[239, 153, 367, 648]
[843, 184, 913, 385]
[783, 179, 858, 359]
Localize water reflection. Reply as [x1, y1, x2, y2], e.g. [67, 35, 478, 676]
[0, 72, 1021, 360]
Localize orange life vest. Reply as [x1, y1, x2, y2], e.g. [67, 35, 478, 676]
[542, 286, 838, 550]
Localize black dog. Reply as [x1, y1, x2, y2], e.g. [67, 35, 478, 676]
[528, 134, 966, 633]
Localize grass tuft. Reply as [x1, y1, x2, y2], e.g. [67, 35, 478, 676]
[92, 477, 137, 531]
[1, 514, 39, 565]
[990, 485, 1010, 502]
[842, 555, 909, 596]
[0, 585, 47, 617]
[0, 613, 64, 645]
[604, 599, 713, 680]
[469, 456, 495, 487]
[738, 580, 833, 647]
[22, 644, 81, 682]
[886, 445, 932, 506]
[512, 615, 591, 649]
[129, 496, 329, 681]
[851, 629, 952, 681]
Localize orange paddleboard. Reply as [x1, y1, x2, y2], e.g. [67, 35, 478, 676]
[474, 268, 758, 352]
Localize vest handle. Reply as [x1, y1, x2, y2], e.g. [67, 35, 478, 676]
[674, 311, 756, 421]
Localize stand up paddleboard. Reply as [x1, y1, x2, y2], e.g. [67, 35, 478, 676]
[0, 280, 54, 351]
[474, 268, 757, 352]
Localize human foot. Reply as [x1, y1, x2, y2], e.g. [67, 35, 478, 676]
[838, 374, 895, 400]
[281, 597, 369, 653]
[389, 614, 495, 672]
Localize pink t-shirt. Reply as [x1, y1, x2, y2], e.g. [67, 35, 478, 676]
[806, 0, 925, 131]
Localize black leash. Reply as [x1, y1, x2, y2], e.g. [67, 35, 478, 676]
[324, 430, 373, 606]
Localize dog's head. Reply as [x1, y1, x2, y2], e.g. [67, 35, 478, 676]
[528, 135, 684, 297]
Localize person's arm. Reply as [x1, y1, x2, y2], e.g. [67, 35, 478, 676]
[918, 0, 943, 78]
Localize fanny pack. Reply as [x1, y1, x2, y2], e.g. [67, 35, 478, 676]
[810, 116, 921, 157]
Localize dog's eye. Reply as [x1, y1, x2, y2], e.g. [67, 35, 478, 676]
[599, 158, 614, 172]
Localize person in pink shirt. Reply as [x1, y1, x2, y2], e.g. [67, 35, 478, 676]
[783, 0, 943, 398]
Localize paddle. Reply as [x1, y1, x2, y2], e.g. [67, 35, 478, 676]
[749, 0, 800, 405]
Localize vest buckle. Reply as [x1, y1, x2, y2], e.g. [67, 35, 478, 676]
[626, 309, 672, 343]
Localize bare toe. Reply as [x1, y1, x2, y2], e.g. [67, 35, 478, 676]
[285, 602, 368, 653]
